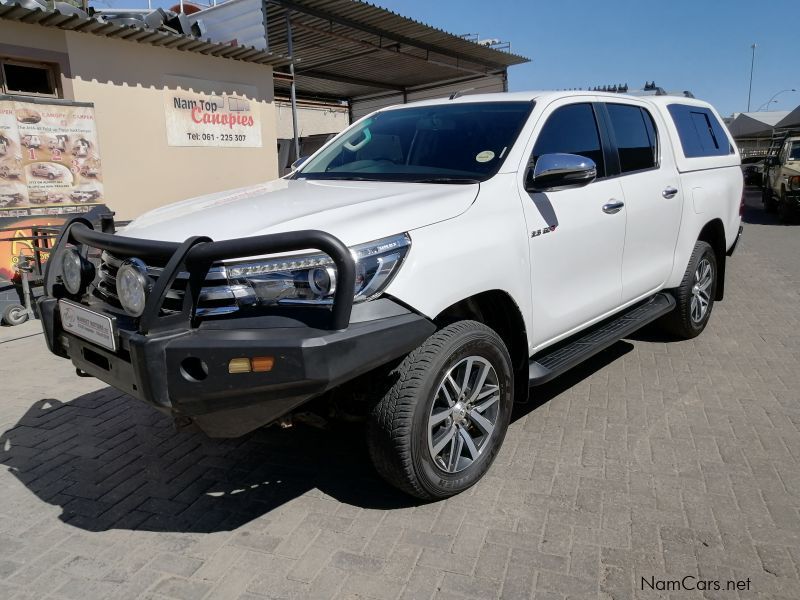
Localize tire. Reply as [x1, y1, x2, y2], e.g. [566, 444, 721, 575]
[367, 320, 514, 500]
[2, 304, 28, 326]
[763, 187, 778, 213]
[777, 189, 796, 224]
[660, 241, 716, 339]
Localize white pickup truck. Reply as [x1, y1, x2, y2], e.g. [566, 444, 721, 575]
[39, 91, 743, 499]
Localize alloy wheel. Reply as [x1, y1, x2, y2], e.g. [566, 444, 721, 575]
[427, 356, 501, 473]
[690, 257, 713, 323]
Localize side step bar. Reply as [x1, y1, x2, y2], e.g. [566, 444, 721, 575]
[528, 293, 676, 386]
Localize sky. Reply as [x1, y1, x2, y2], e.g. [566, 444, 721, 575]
[370, 0, 798, 118]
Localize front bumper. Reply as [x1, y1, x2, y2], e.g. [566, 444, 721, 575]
[39, 218, 435, 437]
[781, 190, 800, 213]
[39, 297, 434, 437]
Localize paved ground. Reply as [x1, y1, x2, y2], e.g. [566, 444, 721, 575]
[0, 190, 799, 600]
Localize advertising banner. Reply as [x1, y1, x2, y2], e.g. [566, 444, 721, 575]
[0, 97, 104, 217]
[164, 88, 262, 148]
[0, 97, 105, 281]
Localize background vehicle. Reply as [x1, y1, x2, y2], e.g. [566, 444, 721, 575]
[741, 156, 764, 186]
[79, 164, 99, 178]
[69, 187, 101, 202]
[0, 185, 23, 207]
[30, 163, 64, 180]
[762, 132, 800, 222]
[20, 135, 41, 149]
[38, 92, 743, 499]
[0, 162, 22, 180]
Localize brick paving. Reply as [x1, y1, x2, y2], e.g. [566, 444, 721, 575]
[0, 190, 799, 599]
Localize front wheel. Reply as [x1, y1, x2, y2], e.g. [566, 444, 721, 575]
[763, 187, 778, 213]
[367, 320, 513, 499]
[778, 190, 796, 224]
[660, 241, 716, 339]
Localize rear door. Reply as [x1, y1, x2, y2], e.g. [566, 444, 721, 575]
[600, 101, 684, 301]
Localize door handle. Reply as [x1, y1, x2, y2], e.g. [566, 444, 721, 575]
[602, 200, 625, 214]
[662, 186, 679, 199]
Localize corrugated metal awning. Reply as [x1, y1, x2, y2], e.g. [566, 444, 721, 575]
[0, 1, 291, 67]
[264, 0, 529, 101]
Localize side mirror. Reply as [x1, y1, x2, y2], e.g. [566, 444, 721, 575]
[291, 156, 309, 171]
[525, 153, 597, 192]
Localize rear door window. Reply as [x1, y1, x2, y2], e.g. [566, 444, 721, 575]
[605, 103, 658, 173]
[667, 104, 732, 158]
[532, 103, 605, 177]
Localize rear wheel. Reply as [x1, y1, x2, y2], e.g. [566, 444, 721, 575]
[660, 241, 716, 339]
[367, 320, 513, 499]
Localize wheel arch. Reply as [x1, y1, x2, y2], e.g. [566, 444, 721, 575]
[435, 289, 529, 404]
[697, 218, 727, 301]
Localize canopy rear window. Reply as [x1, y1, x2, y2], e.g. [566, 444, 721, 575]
[667, 104, 733, 158]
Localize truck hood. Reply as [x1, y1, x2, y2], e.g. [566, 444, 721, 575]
[120, 178, 478, 246]
[782, 162, 800, 177]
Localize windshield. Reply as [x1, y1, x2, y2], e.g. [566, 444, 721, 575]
[789, 143, 800, 161]
[296, 101, 533, 183]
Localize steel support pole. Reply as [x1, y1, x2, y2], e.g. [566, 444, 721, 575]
[747, 43, 756, 112]
[286, 13, 301, 162]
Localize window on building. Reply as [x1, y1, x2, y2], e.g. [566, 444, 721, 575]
[667, 104, 732, 158]
[532, 103, 605, 177]
[0, 59, 58, 97]
[606, 103, 658, 173]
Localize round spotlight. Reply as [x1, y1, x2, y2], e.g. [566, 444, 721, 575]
[61, 247, 94, 295]
[117, 259, 152, 317]
[308, 266, 336, 297]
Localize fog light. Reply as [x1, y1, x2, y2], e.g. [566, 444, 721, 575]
[117, 259, 151, 317]
[228, 358, 251, 374]
[61, 247, 94, 295]
[251, 356, 274, 372]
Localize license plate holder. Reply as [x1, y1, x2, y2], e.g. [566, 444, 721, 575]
[59, 300, 118, 351]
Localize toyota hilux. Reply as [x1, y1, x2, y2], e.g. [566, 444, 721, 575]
[39, 92, 743, 499]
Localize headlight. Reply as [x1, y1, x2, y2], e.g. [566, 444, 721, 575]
[61, 247, 94, 295]
[226, 233, 410, 306]
[789, 176, 800, 191]
[117, 259, 152, 317]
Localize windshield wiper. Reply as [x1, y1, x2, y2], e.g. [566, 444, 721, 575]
[298, 175, 376, 181]
[408, 177, 481, 184]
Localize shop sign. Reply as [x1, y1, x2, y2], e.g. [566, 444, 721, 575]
[164, 89, 262, 148]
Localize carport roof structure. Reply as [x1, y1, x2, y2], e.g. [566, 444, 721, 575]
[776, 105, 800, 129]
[264, 0, 530, 101]
[726, 110, 791, 138]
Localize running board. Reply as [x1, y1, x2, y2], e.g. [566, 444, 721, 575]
[528, 293, 675, 386]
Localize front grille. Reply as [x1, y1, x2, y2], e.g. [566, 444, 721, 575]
[92, 251, 243, 316]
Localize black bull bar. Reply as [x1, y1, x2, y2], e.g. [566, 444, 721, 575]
[45, 217, 357, 332]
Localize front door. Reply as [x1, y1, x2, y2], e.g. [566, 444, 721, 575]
[517, 101, 626, 348]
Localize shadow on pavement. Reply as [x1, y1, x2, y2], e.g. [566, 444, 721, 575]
[0, 340, 634, 534]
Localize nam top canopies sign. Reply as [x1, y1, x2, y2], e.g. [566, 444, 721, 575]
[164, 85, 262, 148]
